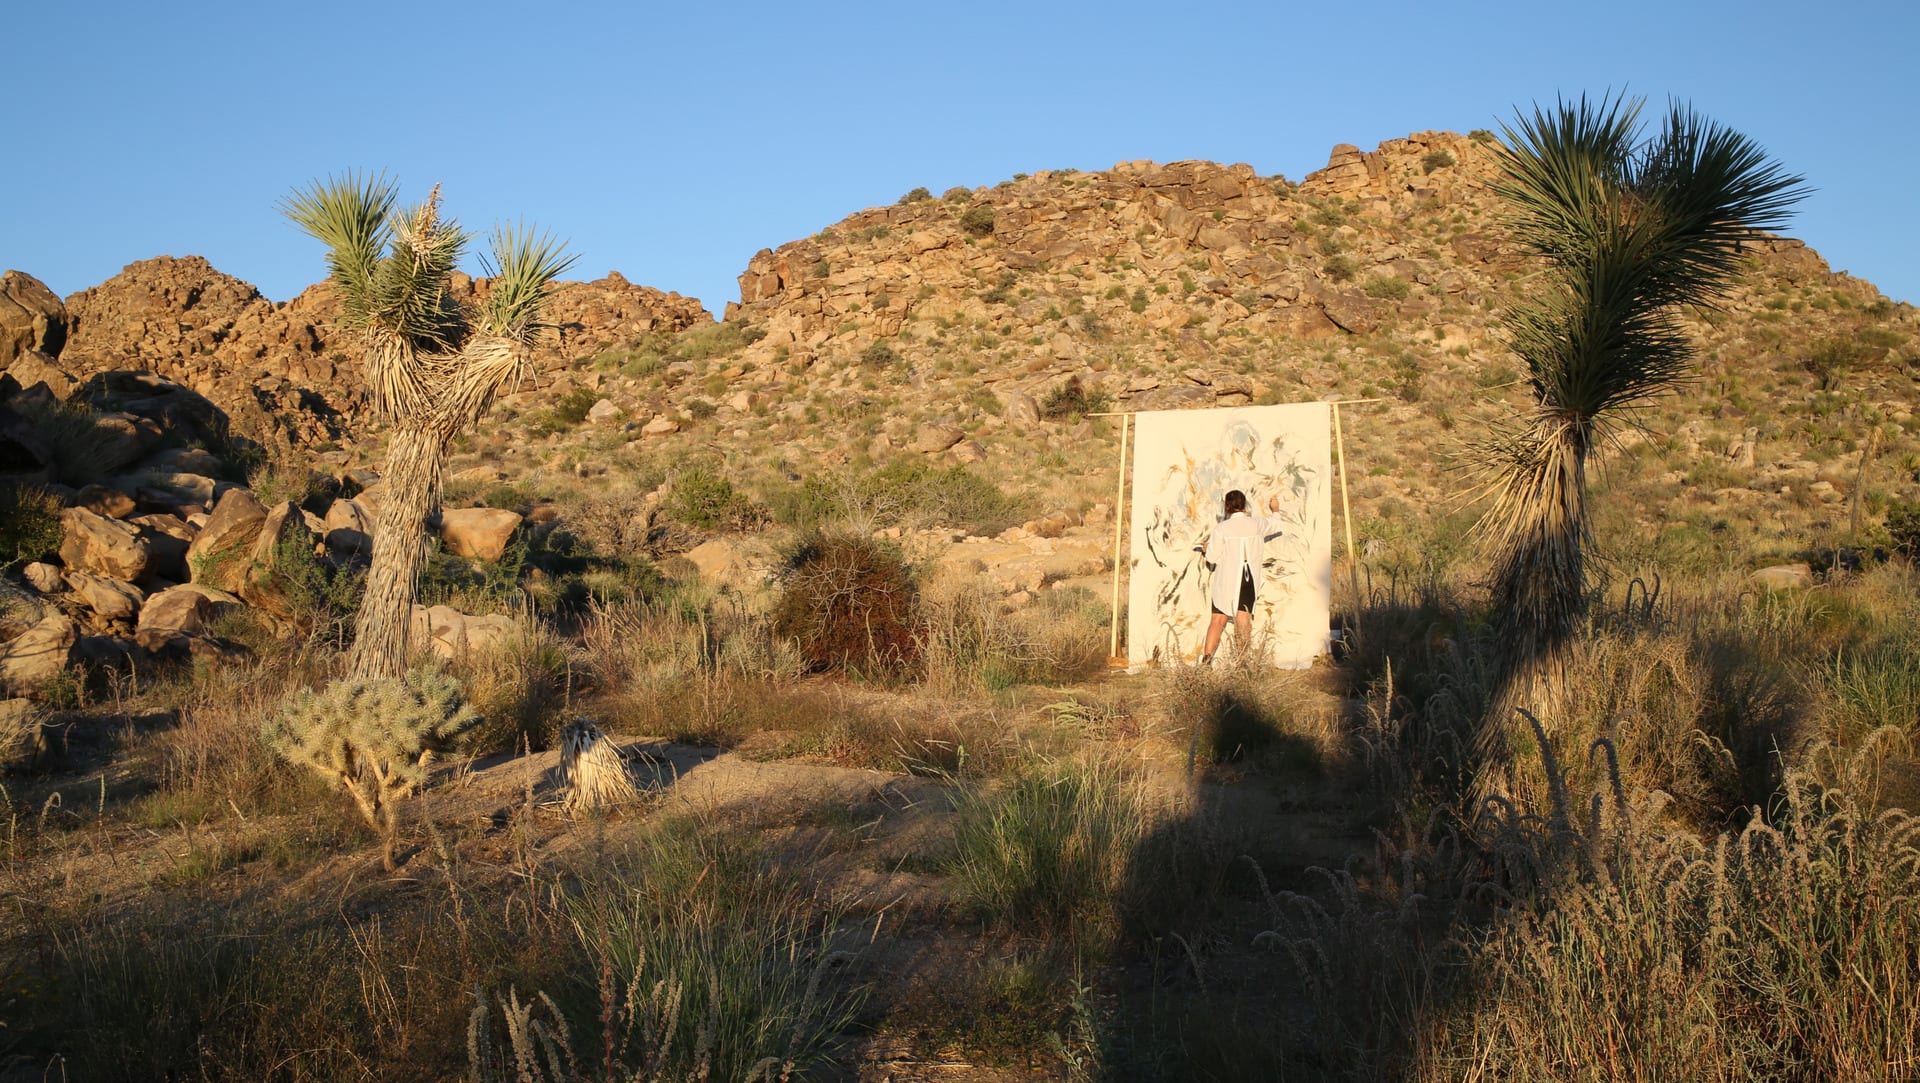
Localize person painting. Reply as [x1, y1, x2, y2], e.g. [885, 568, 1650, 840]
[1197, 489, 1282, 664]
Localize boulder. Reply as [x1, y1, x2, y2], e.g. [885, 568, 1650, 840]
[240, 501, 319, 617]
[912, 425, 966, 454]
[641, 415, 680, 437]
[1, 698, 45, 770]
[58, 507, 154, 581]
[130, 513, 194, 581]
[1750, 563, 1814, 590]
[0, 612, 78, 692]
[587, 398, 623, 424]
[323, 497, 375, 555]
[64, 571, 146, 622]
[950, 439, 988, 464]
[134, 583, 241, 653]
[21, 562, 64, 594]
[2, 350, 77, 400]
[186, 488, 267, 590]
[1002, 390, 1041, 429]
[0, 271, 67, 366]
[141, 446, 224, 477]
[439, 507, 522, 561]
[406, 604, 522, 659]
[73, 484, 137, 519]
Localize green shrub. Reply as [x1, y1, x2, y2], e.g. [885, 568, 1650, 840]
[860, 340, 899, 368]
[1803, 336, 1869, 390]
[960, 205, 996, 237]
[551, 386, 600, 426]
[1421, 148, 1456, 173]
[1324, 254, 1357, 282]
[1038, 376, 1110, 420]
[0, 482, 62, 570]
[1469, 128, 1497, 143]
[898, 186, 932, 204]
[1888, 501, 1920, 558]
[1363, 274, 1411, 300]
[667, 466, 756, 530]
[943, 186, 973, 202]
[685, 397, 717, 420]
[263, 667, 478, 865]
[772, 532, 920, 677]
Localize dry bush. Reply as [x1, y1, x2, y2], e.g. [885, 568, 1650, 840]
[920, 582, 1110, 697]
[1161, 662, 1346, 774]
[457, 610, 574, 755]
[771, 532, 920, 679]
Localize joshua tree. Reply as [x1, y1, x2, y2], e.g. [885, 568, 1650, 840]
[1477, 96, 1805, 680]
[283, 177, 574, 681]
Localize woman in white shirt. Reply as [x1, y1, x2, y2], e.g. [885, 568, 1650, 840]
[1198, 489, 1283, 663]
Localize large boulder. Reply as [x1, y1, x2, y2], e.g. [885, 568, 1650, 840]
[323, 497, 374, 555]
[131, 513, 194, 581]
[135, 583, 241, 653]
[0, 612, 78, 692]
[239, 501, 318, 618]
[65, 571, 146, 622]
[58, 507, 155, 581]
[407, 603, 522, 659]
[186, 488, 267, 590]
[0, 271, 67, 366]
[439, 507, 522, 562]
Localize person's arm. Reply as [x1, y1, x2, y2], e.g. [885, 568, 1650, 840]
[1260, 496, 1284, 539]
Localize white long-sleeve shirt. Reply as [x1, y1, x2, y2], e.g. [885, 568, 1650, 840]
[1204, 511, 1282, 613]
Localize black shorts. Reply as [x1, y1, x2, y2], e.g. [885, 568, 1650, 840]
[1212, 566, 1256, 616]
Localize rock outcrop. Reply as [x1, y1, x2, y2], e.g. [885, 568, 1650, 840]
[0, 271, 67, 366]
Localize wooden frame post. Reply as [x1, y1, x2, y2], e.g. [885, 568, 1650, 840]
[1107, 412, 1131, 666]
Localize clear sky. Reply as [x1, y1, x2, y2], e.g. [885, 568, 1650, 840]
[5, 1, 1915, 313]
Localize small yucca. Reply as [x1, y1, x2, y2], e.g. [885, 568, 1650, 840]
[559, 717, 640, 814]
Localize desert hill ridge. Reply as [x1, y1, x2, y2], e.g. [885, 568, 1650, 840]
[3, 128, 1916, 572]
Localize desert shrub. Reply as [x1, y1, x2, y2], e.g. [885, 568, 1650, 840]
[0, 481, 61, 570]
[671, 319, 765, 362]
[942, 186, 972, 202]
[897, 185, 932, 204]
[947, 757, 1149, 945]
[772, 532, 920, 678]
[1802, 336, 1869, 390]
[476, 818, 861, 1083]
[1038, 376, 1111, 420]
[263, 666, 479, 865]
[1885, 499, 1920, 558]
[872, 457, 1022, 534]
[859, 340, 899, 368]
[1469, 128, 1497, 143]
[960, 204, 996, 237]
[1363, 274, 1411, 301]
[458, 615, 572, 755]
[1421, 148, 1456, 173]
[1324, 254, 1358, 282]
[549, 386, 602, 428]
[665, 466, 757, 530]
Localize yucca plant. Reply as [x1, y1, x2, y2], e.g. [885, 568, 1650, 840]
[283, 176, 575, 680]
[1475, 96, 1805, 709]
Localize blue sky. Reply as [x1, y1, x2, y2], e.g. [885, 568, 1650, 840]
[6, 1, 1915, 312]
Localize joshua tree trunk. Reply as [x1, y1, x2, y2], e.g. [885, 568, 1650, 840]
[349, 424, 449, 682]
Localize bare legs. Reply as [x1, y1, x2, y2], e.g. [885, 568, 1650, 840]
[1200, 610, 1253, 663]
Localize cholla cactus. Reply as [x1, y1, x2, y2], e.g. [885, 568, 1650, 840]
[559, 717, 640, 814]
[265, 666, 478, 867]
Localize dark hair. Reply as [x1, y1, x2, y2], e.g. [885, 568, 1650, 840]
[1223, 490, 1247, 515]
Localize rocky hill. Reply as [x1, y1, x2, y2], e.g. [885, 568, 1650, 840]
[4, 129, 1918, 617]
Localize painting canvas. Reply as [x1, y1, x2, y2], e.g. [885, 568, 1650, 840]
[1126, 403, 1332, 669]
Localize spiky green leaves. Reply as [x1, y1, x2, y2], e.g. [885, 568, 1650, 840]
[265, 666, 479, 802]
[280, 174, 399, 335]
[479, 223, 579, 347]
[1494, 95, 1808, 431]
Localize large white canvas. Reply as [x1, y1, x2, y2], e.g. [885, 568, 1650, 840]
[1126, 403, 1332, 669]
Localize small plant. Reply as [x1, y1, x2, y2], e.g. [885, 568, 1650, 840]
[0, 482, 62, 570]
[859, 340, 899, 368]
[1039, 376, 1110, 420]
[666, 466, 756, 530]
[1324, 254, 1357, 282]
[1421, 148, 1456, 173]
[897, 186, 931, 204]
[1362, 274, 1411, 301]
[960, 204, 996, 237]
[1469, 128, 1497, 143]
[263, 666, 479, 867]
[1888, 500, 1920, 558]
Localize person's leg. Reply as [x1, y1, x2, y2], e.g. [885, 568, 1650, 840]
[1233, 608, 1252, 652]
[1202, 611, 1229, 662]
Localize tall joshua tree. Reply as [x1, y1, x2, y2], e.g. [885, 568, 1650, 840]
[1478, 96, 1805, 684]
[284, 177, 575, 681]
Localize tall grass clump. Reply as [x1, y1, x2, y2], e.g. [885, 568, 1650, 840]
[920, 582, 1108, 696]
[457, 611, 573, 754]
[0, 481, 62, 570]
[948, 757, 1150, 946]
[475, 817, 861, 1081]
[1420, 767, 1920, 1081]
